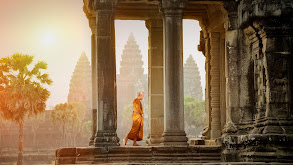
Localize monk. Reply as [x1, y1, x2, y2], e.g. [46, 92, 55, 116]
[123, 92, 145, 146]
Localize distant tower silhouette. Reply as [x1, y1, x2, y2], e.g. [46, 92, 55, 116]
[68, 52, 92, 109]
[184, 54, 203, 101]
[117, 33, 147, 110]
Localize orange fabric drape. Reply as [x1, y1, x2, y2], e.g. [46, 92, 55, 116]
[126, 98, 143, 141]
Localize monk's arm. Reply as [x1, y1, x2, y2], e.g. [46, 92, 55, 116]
[134, 102, 143, 117]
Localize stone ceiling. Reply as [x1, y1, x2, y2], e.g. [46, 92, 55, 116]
[84, 0, 225, 20]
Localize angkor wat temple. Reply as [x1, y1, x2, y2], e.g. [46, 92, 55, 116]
[54, 0, 292, 163]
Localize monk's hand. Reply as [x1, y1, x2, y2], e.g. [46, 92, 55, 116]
[142, 114, 144, 118]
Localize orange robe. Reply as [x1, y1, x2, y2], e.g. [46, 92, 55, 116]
[126, 98, 143, 141]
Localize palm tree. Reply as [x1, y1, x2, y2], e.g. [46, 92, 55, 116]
[0, 53, 52, 165]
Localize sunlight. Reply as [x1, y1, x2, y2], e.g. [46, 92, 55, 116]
[42, 33, 54, 45]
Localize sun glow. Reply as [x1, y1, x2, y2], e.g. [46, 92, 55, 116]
[42, 33, 54, 45]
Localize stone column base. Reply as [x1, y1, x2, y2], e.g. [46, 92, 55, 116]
[94, 130, 120, 147]
[89, 135, 95, 146]
[146, 135, 162, 146]
[161, 131, 188, 146]
[221, 134, 293, 162]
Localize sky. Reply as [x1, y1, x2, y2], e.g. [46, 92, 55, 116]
[0, 0, 205, 109]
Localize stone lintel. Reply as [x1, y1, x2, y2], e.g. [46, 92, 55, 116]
[239, 0, 293, 29]
[93, 0, 117, 11]
[161, 0, 187, 10]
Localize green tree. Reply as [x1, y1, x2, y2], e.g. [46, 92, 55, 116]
[184, 96, 206, 138]
[81, 120, 92, 139]
[0, 53, 52, 165]
[122, 104, 133, 129]
[50, 102, 86, 146]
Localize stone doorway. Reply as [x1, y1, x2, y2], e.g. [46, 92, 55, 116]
[114, 20, 149, 146]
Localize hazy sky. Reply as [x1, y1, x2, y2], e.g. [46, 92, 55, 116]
[0, 0, 205, 109]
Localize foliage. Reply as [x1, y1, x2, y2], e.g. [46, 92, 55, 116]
[50, 102, 86, 145]
[184, 96, 206, 137]
[0, 111, 12, 129]
[26, 112, 46, 129]
[122, 104, 133, 129]
[0, 53, 52, 165]
[0, 53, 52, 123]
[81, 120, 92, 139]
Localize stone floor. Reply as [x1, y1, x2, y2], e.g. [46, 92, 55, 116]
[54, 163, 293, 165]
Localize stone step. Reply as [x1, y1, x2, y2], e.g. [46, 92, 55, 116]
[56, 146, 222, 164]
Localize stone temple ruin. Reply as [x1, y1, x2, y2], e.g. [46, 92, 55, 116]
[56, 0, 293, 164]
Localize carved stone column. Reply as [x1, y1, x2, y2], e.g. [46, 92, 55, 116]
[246, 20, 293, 134]
[198, 30, 211, 139]
[221, 3, 239, 161]
[93, 0, 119, 147]
[160, 0, 188, 146]
[145, 18, 164, 146]
[209, 32, 222, 139]
[222, 2, 238, 135]
[89, 17, 97, 146]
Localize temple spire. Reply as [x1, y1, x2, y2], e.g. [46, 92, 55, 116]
[184, 54, 203, 101]
[68, 52, 92, 109]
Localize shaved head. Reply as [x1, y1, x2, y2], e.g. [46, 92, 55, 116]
[138, 91, 144, 97]
[137, 91, 145, 100]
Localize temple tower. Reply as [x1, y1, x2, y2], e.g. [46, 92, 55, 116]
[117, 33, 147, 111]
[68, 52, 92, 110]
[184, 54, 203, 101]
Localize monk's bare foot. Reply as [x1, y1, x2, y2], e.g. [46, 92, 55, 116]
[123, 138, 127, 146]
[133, 143, 140, 146]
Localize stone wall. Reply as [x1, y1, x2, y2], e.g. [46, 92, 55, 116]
[221, 0, 293, 162]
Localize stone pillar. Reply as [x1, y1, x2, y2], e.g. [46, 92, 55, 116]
[222, 2, 238, 135]
[220, 35, 226, 131]
[145, 18, 164, 146]
[198, 29, 211, 139]
[89, 17, 97, 146]
[210, 32, 221, 139]
[160, 0, 188, 146]
[93, 0, 119, 147]
[246, 21, 292, 134]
